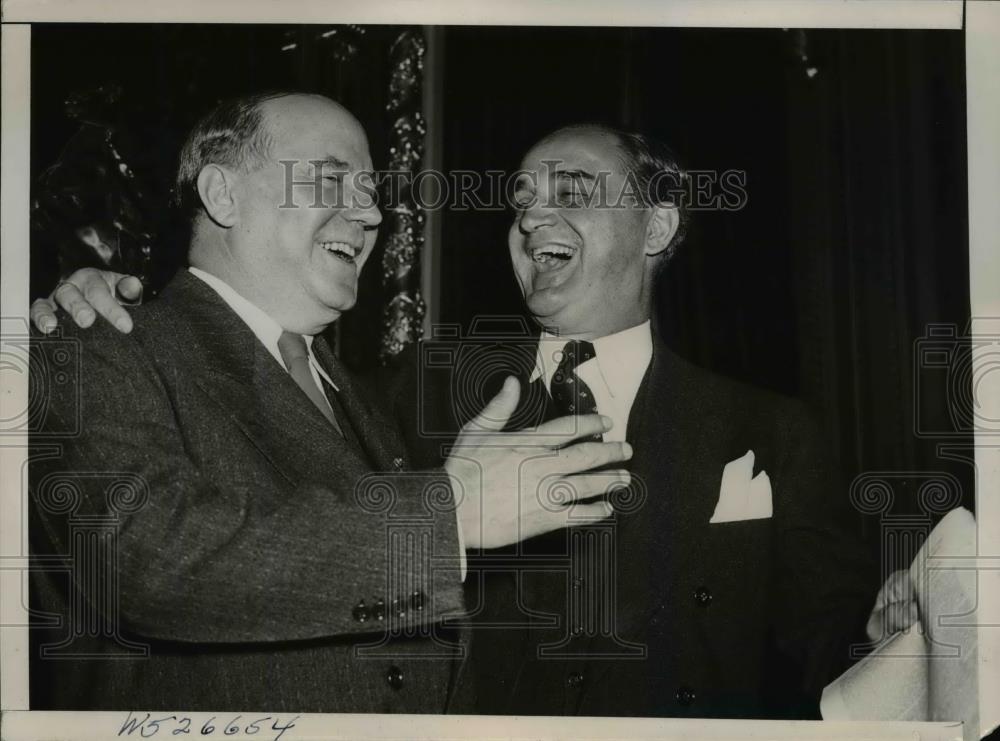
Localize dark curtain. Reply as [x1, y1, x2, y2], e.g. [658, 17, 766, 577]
[783, 30, 971, 498]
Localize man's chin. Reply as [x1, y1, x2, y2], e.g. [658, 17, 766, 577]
[326, 298, 355, 317]
[525, 293, 574, 333]
[297, 297, 353, 334]
[316, 281, 357, 313]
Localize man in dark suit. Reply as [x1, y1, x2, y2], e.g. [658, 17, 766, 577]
[27, 95, 629, 712]
[384, 124, 881, 718]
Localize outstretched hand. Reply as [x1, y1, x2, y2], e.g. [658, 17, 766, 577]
[31, 268, 141, 335]
[446, 376, 631, 550]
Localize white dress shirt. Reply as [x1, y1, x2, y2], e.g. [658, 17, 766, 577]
[530, 320, 653, 442]
[189, 267, 339, 403]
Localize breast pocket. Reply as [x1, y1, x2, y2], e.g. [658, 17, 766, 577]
[703, 516, 773, 576]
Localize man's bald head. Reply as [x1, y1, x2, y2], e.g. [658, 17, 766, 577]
[174, 91, 359, 222]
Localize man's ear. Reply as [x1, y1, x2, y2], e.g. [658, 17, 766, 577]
[644, 204, 680, 257]
[196, 164, 239, 228]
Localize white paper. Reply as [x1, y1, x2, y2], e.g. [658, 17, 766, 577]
[821, 507, 978, 740]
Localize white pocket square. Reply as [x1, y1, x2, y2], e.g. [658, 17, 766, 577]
[709, 449, 772, 523]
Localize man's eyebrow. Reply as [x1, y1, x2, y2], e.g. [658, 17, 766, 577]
[316, 155, 351, 169]
[552, 168, 597, 182]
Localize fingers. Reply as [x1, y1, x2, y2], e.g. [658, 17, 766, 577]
[464, 376, 521, 433]
[511, 413, 612, 447]
[115, 275, 143, 305]
[46, 269, 136, 333]
[554, 441, 632, 474]
[553, 470, 631, 501]
[873, 569, 909, 608]
[30, 297, 60, 334]
[52, 282, 96, 328]
[462, 411, 614, 448]
[85, 278, 134, 333]
[865, 611, 881, 643]
[886, 598, 920, 634]
[867, 596, 920, 642]
[529, 500, 615, 540]
[887, 569, 914, 601]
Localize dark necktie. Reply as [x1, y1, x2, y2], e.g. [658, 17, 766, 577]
[549, 339, 603, 442]
[277, 331, 343, 436]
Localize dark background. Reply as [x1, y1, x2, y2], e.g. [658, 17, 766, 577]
[30, 24, 975, 548]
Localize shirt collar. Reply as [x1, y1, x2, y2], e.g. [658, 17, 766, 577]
[188, 267, 339, 390]
[530, 320, 653, 398]
[305, 337, 339, 391]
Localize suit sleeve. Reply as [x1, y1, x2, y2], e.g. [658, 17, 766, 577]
[770, 404, 880, 706]
[30, 325, 464, 644]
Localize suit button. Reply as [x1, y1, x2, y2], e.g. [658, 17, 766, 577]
[392, 457, 404, 471]
[694, 586, 713, 607]
[372, 599, 386, 621]
[566, 672, 584, 688]
[409, 590, 425, 611]
[392, 598, 406, 618]
[386, 665, 404, 690]
[352, 600, 369, 623]
[676, 686, 696, 706]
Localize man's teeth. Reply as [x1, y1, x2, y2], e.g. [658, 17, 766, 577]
[318, 241, 356, 261]
[530, 245, 576, 265]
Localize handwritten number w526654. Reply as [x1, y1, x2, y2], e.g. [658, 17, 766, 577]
[118, 713, 300, 741]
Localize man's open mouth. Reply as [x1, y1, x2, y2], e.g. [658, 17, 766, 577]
[529, 244, 577, 271]
[318, 241, 358, 264]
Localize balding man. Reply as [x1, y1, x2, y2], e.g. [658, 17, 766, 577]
[28, 93, 629, 712]
[388, 124, 880, 718]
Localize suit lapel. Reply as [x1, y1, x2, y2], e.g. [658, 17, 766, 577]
[250, 340, 346, 450]
[473, 340, 549, 433]
[599, 339, 715, 637]
[311, 335, 404, 471]
[163, 271, 365, 483]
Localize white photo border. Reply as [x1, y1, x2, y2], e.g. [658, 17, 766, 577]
[1, 2, 995, 740]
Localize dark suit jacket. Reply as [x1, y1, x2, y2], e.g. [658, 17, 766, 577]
[29, 270, 467, 712]
[385, 331, 877, 719]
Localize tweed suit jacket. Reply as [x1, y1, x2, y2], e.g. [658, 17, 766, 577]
[29, 270, 466, 712]
[385, 332, 878, 719]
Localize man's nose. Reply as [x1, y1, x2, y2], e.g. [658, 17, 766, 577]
[356, 202, 383, 228]
[517, 200, 557, 233]
[345, 186, 382, 227]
